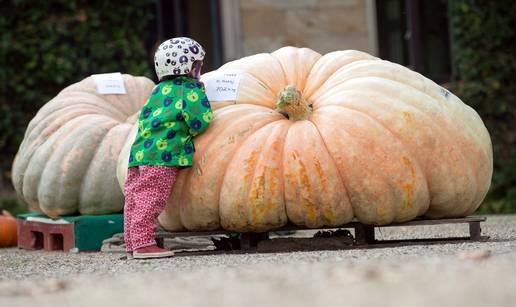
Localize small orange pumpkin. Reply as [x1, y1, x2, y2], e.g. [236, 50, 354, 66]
[0, 210, 17, 247]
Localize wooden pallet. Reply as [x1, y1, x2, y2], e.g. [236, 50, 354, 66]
[156, 216, 488, 255]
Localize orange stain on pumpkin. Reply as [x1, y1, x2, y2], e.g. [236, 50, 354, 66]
[251, 199, 275, 222]
[376, 206, 387, 218]
[271, 140, 282, 151]
[297, 159, 311, 190]
[401, 156, 416, 210]
[402, 183, 414, 209]
[243, 150, 259, 181]
[249, 174, 265, 202]
[249, 165, 282, 223]
[403, 111, 414, 125]
[323, 207, 336, 224]
[402, 156, 417, 179]
[306, 204, 317, 223]
[314, 159, 327, 186]
[249, 174, 265, 222]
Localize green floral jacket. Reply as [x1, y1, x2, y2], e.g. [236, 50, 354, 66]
[128, 76, 213, 168]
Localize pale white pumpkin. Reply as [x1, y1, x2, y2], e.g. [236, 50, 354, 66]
[12, 74, 154, 217]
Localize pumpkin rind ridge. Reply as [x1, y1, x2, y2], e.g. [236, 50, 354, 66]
[13, 74, 154, 216]
[175, 106, 284, 230]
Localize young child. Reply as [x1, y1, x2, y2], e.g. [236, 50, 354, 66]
[124, 37, 213, 259]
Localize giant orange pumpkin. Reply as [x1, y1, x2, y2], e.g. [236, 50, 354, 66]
[12, 74, 154, 217]
[117, 47, 492, 232]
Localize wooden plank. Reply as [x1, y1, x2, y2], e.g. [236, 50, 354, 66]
[157, 217, 486, 238]
[354, 224, 376, 245]
[372, 236, 490, 245]
[240, 233, 252, 250]
[154, 217, 488, 253]
[381, 216, 486, 227]
[166, 235, 491, 257]
[469, 222, 482, 241]
[156, 229, 229, 238]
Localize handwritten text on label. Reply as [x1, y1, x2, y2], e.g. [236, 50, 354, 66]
[91, 72, 127, 95]
[202, 71, 242, 101]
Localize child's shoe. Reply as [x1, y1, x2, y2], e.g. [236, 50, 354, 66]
[133, 245, 174, 259]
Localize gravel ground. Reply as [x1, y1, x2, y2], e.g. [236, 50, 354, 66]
[1, 215, 515, 307]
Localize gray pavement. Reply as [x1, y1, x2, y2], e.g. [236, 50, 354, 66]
[1, 215, 515, 307]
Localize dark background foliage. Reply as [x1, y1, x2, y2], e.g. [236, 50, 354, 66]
[0, 0, 156, 184]
[449, 0, 516, 213]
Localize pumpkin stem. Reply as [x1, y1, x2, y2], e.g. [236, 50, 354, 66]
[276, 85, 311, 121]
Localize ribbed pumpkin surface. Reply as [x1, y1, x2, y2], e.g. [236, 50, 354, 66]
[118, 47, 492, 232]
[13, 74, 154, 217]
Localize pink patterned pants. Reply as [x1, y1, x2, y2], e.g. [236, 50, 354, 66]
[123, 165, 179, 251]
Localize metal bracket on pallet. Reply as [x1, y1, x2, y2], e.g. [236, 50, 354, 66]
[155, 216, 488, 254]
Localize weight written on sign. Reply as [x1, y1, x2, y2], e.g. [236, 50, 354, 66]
[202, 71, 242, 101]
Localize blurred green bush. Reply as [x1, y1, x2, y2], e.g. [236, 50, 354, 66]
[0, 193, 27, 216]
[0, 0, 156, 199]
[450, 0, 516, 213]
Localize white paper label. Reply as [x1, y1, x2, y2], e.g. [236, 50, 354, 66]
[91, 72, 127, 94]
[202, 71, 242, 101]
